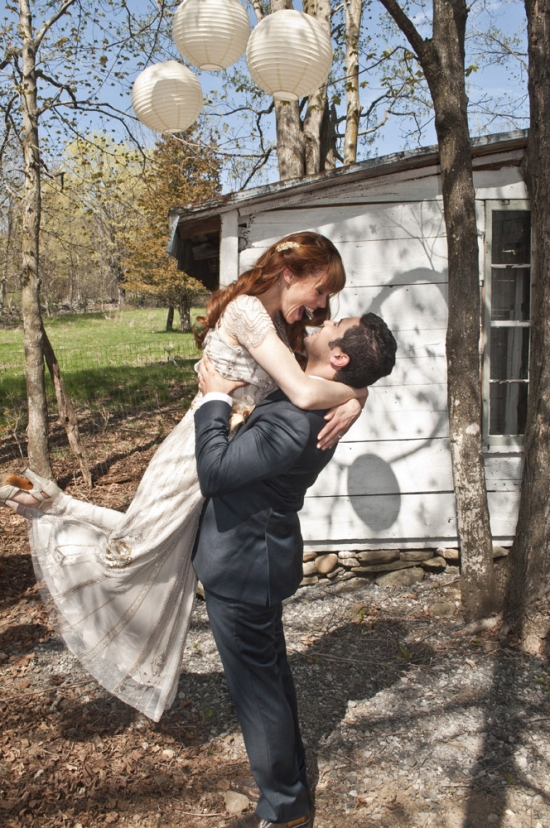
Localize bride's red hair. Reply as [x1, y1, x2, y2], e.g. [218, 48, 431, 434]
[194, 232, 346, 355]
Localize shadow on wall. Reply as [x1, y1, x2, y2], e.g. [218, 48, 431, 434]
[341, 265, 449, 534]
[348, 454, 401, 530]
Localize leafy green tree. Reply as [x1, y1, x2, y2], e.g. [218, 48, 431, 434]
[123, 128, 221, 332]
[40, 134, 145, 310]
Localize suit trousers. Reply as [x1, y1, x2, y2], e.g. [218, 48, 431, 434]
[204, 589, 309, 823]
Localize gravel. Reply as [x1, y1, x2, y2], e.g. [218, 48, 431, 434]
[180, 570, 550, 827]
[2, 510, 550, 828]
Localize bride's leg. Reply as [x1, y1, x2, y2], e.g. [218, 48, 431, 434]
[6, 489, 123, 532]
[45, 492, 123, 531]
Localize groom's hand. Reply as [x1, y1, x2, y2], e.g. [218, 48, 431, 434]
[198, 354, 249, 397]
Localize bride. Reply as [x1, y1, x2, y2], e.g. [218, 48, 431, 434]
[0, 232, 365, 722]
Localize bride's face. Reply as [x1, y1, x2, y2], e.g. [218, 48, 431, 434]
[280, 269, 330, 324]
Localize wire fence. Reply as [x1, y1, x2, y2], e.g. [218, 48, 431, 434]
[0, 338, 200, 375]
[0, 339, 201, 464]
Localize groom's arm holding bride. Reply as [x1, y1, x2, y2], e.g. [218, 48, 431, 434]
[194, 312, 398, 501]
[194, 354, 314, 498]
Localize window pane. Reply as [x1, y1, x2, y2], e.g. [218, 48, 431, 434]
[491, 267, 530, 321]
[490, 382, 528, 435]
[492, 211, 531, 265]
[490, 328, 529, 380]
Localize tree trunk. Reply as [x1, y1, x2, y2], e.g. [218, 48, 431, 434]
[68, 250, 74, 309]
[503, 0, 550, 654]
[343, 0, 362, 165]
[0, 196, 12, 317]
[303, 0, 331, 174]
[430, 0, 497, 621]
[179, 300, 191, 333]
[320, 102, 339, 170]
[274, 100, 305, 180]
[42, 325, 92, 488]
[0, 270, 5, 316]
[271, 0, 305, 180]
[19, 0, 52, 478]
[166, 305, 175, 331]
[270, 0, 338, 178]
[378, 0, 496, 621]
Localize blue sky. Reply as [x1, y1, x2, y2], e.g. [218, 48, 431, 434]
[128, 0, 529, 189]
[1, 0, 529, 192]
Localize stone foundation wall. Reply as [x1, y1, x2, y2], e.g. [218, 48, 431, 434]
[300, 545, 510, 588]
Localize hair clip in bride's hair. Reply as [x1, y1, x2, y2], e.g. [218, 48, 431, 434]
[305, 308, 314, 321]
[276, 240, 300, 253]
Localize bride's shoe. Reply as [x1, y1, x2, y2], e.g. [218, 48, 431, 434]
[0, 468, 61, 506]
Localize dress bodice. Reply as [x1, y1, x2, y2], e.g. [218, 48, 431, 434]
[204, 328, 276, 407]
[202, 294, 288, 408]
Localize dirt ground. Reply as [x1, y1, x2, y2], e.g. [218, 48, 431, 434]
[1, 409, 549, 828]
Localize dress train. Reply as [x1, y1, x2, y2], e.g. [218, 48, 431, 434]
[23, 296, 281, 721]
[26, 402, 202, 722]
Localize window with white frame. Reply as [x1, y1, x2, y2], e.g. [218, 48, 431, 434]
[483, 202, 531, 445]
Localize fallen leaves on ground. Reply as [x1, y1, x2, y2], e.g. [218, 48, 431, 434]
[0, 408, 248, 828]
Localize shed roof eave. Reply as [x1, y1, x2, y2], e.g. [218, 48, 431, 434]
[169, 128, 528, 228]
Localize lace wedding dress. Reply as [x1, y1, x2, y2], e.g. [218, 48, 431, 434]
[25, 296, 282, 722]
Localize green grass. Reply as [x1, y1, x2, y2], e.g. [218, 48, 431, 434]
[0, 308, 202, 428]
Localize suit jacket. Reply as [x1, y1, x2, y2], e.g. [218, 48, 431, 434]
[192, 389, 336, 606]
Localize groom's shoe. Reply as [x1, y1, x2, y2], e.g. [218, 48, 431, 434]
[225, 813, 312, 828]
[230, 777, 260, 802]
[229, 778, 314, 809]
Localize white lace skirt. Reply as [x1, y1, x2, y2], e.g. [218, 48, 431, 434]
[26, 400, 203, 722]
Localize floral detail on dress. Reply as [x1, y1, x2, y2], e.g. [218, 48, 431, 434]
[203, 298, 280, 407]
[104, 539, 133, 568]
[222, 294, 275, 350]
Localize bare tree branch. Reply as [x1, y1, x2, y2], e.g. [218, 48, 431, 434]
[376, 0, 433, 65]
[34, 0, 79, 51]
[239, 146, 275, 189]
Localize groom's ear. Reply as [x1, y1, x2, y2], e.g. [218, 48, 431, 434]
[328, 346, 350, 372]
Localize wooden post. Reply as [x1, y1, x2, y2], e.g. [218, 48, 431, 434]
[219, 210, 240, 287]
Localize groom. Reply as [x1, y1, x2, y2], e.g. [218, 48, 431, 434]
[192, 313, 397, 828]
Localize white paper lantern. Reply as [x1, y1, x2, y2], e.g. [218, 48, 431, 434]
[246, 9, 332, 101]
[173, 0, 250, 71]
[131, 61, 203, 133]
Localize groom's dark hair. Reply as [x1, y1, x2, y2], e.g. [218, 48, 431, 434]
[330, 312, 397, 388]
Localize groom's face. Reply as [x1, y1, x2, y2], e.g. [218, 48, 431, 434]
[305, 317, 360, 365]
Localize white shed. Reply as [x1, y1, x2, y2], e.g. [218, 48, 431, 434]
[169, 130, 530, 554]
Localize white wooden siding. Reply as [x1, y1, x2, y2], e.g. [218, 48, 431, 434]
[346, 383, 449, 443]
[228, 160, 527, 549]
[300, 492, 519, 551]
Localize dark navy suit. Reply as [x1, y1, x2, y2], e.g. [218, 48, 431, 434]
[193, 389, 335, 823]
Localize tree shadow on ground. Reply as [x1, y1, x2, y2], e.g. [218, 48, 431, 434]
[460, 569, 550, 828]
[0, 608, 433, 825]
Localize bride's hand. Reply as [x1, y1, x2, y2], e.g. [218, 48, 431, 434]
[198, 354, 249, 397]
[354, 386, 369, 405]
[316, 395, 367, 450]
